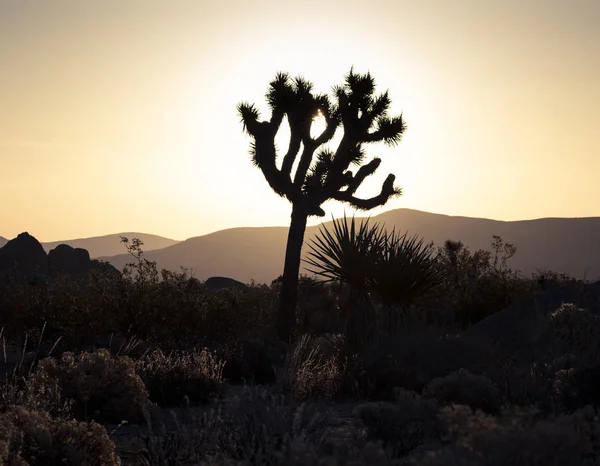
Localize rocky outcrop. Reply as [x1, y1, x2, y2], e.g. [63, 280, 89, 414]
[48, 244, 93, 278]
[462, 280, 600, 358]
[204, 276, 249, 291]
[0, 233, 120, 286]
[0, 232, 48, 283]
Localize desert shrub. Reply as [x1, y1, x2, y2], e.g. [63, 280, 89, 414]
[422, 369, 502, 414]
[0, 406, 119, 465]
[30, 349, 150, 423]
[1, 372, 73, 420]
[330, 311, 466, 401]
[137, 386, 334, 466]
[423, 404, 600, 466]
[355, 389, 439, 458]
[548, 303, 600, 361]
[221, 337, 287, 385]
[271, 275, 342, 336]
[279, 334, 341, 401]
[532, 269, 585, 291]
[551, 366, 600, 412]
[137, 348, 225, 407]
[434, 236, 535, 327]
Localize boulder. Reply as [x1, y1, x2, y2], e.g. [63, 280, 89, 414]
[0, 232, 48, 283]
[204, 276, 249, 291]
[48, 244, 92, 278]
[48, 243, 121, 283]
[462, 280, 600, 359]
[0, 233, 121, 287]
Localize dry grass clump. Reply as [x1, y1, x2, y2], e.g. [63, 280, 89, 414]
[1, 372, 73, 420]
[279, 334, 341, 401]
[0, 405, 120, 465]
[136, 347, 226, 407]
[419, 404, 600, 466]
[137, 386, 336, 465]
[29, 349, 150, 424]
[422, 368, 502, 414]
[548, 303, 600, 360]
[354, 389, 439, 458]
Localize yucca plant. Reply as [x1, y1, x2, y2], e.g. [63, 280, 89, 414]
[306, 215, 445, 355]
[369, 229, 444, 307]
[306, 215, 443, 307]
[305, 215, 383, 351]
[305, 214, 384, 292]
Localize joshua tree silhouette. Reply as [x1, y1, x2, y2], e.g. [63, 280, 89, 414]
[238, 69, 406, 343]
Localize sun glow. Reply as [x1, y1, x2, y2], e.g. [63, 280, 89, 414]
[310, 109, 326, 139]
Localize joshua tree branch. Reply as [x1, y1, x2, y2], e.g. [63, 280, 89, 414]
[331, 174, 401, 210]
[281, 130, 302, 177]
[345, 158, 382, 194]
[293, 141, 318, 187]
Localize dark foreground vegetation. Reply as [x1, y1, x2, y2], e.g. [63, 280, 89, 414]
[0, 219, 599, 465]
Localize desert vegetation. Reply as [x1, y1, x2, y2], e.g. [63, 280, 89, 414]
[239, 69, 406, 342]
[0, 214, 598, 465]
[0, 69, 598, 465]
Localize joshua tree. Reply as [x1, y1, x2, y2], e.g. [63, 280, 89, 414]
[238, 69, 406, 343]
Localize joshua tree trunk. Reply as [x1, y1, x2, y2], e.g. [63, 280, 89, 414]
[277, 204, 308, 343]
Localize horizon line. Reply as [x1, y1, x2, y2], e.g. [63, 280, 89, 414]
[2, 207, 600, 244]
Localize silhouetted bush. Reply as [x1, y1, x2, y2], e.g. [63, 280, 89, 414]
[221, 337, 286, 385]
[433, 236, 585, 328]
[0, 406, 119, 465]
[136, 348, 225, 407]
[422, 404, 600, 466]
[422, 369, 502, 414]
[30, 349, 150, 424]
[355, 389, 438, 458]
[279, 334, 341, 401]
[138, 386, 335, 465]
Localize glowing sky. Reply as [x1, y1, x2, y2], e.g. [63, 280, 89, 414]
[1, 0, 599, 241]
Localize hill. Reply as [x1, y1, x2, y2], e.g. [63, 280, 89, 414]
[99, 209, 600, 284]
[29, 233, 179, 259]
[0, 237, 7, 249]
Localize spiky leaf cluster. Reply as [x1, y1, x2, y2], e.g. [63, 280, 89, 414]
[305, 215, 444, 306]
[238, 69, 406, 217]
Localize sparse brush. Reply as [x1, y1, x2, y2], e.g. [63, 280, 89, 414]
[30, 348, 150, 424]
[422, 369, 503, 414]
[355, 389, 439, 458]
[137, 386, 336, 466]
[137, 347, 226, 407]
[0, 405, 120, 465]
[424, 404, 600, 466]
[279, 334, 341, 401]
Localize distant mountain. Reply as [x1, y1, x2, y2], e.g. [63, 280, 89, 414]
[99, 209, 600, 284]
[40, 233, 179, 258]
[0, 233, 179, 259]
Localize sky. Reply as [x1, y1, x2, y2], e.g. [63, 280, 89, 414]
[1, 0, 599, 241]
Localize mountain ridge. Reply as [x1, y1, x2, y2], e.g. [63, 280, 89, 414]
[0, 233, 179, 259]
[97, 209, 600, 284]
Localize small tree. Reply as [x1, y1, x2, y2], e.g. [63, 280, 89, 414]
[238, 69, 406, 342]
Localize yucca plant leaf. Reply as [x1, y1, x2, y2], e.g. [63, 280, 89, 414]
[370, 229, 444, 306]
[305, 214, 382, 292]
